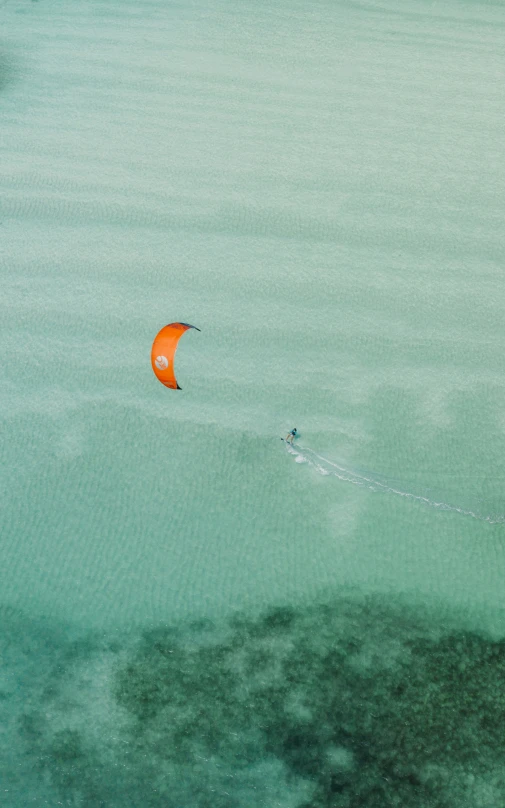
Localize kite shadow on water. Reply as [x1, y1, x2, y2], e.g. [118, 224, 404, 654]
[284, 443, 505, 525]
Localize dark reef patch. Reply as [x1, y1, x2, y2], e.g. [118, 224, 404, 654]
[3, 596, 505, 806]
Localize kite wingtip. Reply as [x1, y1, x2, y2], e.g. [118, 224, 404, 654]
[180, 322, 201, 332]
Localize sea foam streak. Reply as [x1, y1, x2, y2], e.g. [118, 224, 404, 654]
[286, 444, 504, 525]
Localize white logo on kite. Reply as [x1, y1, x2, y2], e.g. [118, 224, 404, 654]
[155, 355, 169, 371]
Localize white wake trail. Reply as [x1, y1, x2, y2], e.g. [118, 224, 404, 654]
[285, 444, 504, 525]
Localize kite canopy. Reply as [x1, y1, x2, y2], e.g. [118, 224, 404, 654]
[151, 322, 200, 390]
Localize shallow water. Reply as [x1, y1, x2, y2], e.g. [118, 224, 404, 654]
[1, 0, 505, 804]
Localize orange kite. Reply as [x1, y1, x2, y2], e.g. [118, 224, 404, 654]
[151, 322, 200, 390]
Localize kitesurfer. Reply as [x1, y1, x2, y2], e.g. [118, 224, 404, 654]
[286, 428, 298, 445]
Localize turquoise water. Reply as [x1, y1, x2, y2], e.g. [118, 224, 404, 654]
[2, 0, 505, 804]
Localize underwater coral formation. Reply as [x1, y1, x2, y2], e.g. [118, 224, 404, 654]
[3, 597, 505, 806]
